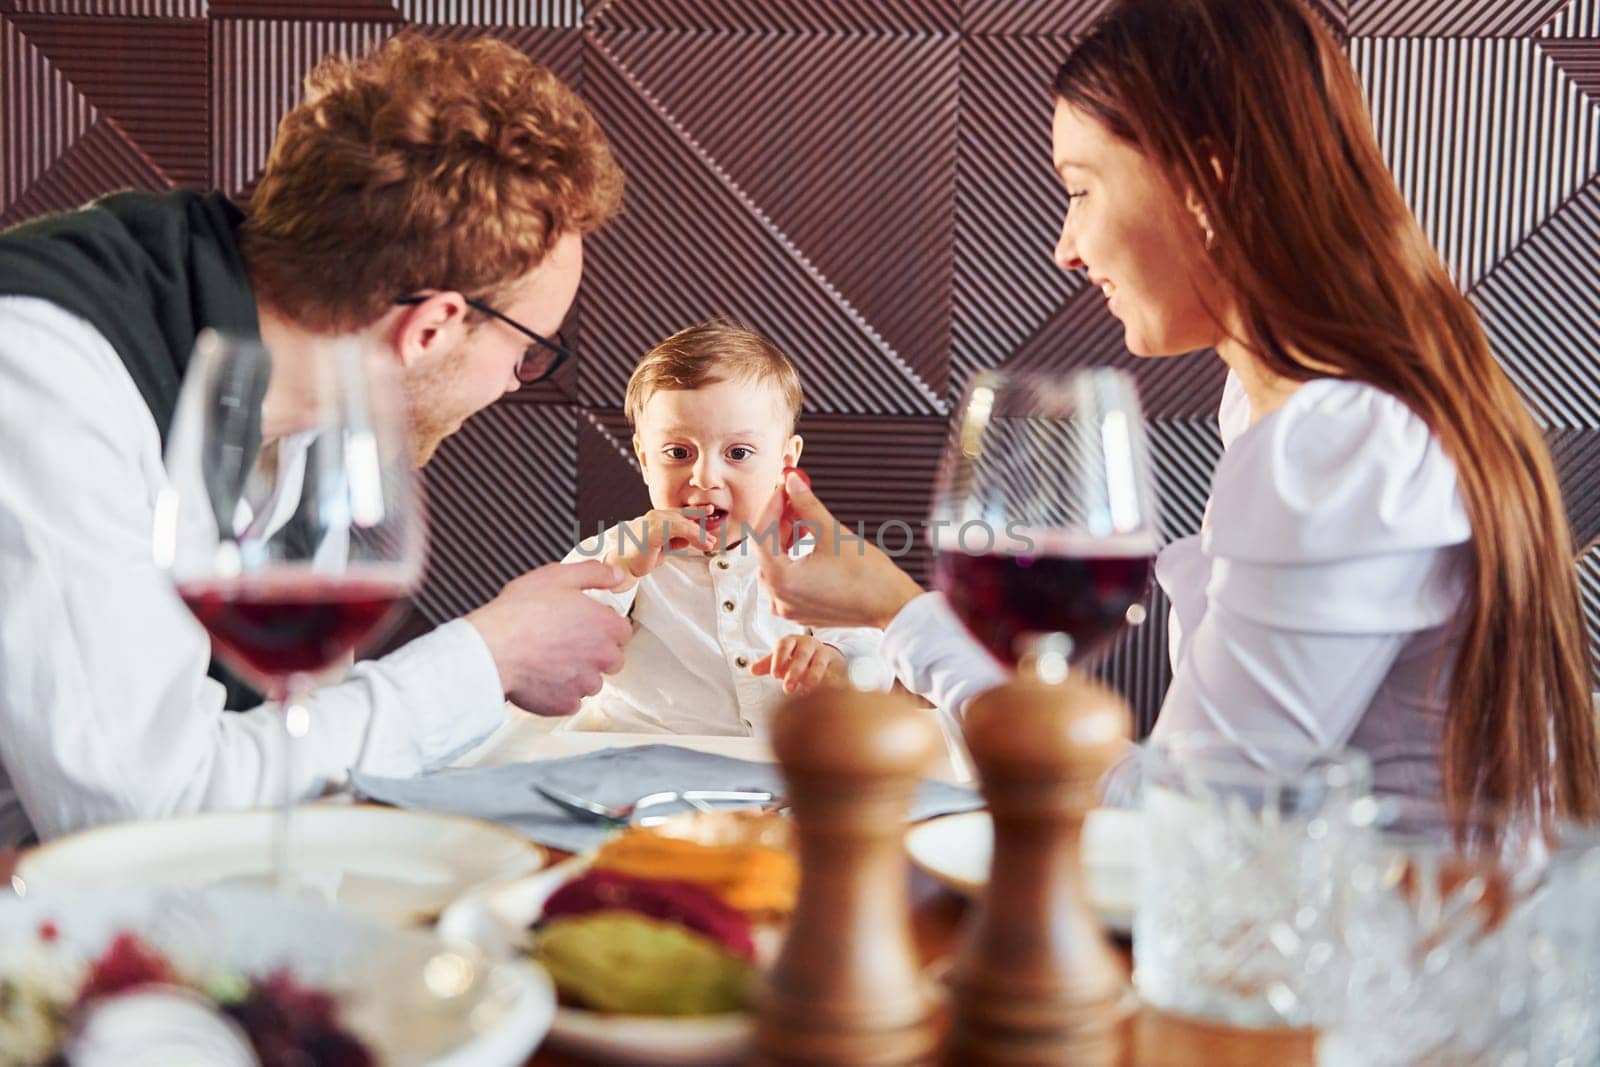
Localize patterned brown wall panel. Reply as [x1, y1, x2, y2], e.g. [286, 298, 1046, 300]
[1147, 419, 1226, 546]
[952, 32, 1077, 404]
[1472, 175, 1599, 430]
[1348, 0, 1568, 36]
[1308, 0, 1349, 32]
[211, 18, 397, 197]
[962, 0, 1346, 37]
[1539, 38, 1600, 98]
[1541, 0, 1599, 36]
[1349, 37, 1599, 290]
[6, 15, 207, 185]
[209, 2, 407, 19]
[400, 2, 582, 24]
[1, 115, 166, 223]
[4, 2, 204, 14]
[577, 408, 650, 534]
[581, 34, 945, 418]
[601, 30, 960, 400]
[962, 0, 1106, 35]
[1, 14, 98, 206]
[413, 402, 578, 620]
[1550, 430, 1600, 549]
[212, 1, 583, 22]
[588, 0, 957, 34]
[417, 23, 579, 70]
[791, 414, 947, 585]
[1583, 546, 1600, 677]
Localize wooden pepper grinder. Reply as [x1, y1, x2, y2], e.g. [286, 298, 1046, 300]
[753, 683, 943, 1067]
[946, 668, 1132, 1064]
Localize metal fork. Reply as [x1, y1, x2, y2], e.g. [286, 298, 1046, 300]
[532, 783, 777, 825]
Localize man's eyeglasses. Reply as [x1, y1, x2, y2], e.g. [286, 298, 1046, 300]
[395, 294, 573, 384]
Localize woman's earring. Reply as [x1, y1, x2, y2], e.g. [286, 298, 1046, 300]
[1199, 213, 1216, 250]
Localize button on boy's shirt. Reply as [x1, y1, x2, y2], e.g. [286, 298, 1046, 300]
[561, 530, 887, 735]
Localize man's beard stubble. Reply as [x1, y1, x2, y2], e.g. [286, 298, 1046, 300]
[402, 356, 457, 469]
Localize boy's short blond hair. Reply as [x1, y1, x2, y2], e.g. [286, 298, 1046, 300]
[625, 319, 804, 431]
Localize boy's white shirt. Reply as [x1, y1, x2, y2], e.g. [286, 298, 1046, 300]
[559, 528, 888, 736]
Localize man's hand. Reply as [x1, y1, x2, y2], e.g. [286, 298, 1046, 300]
[750, 634, 846, 695]
[751, 470, 925, 630]
[605, 509, 714, 588]
[466, 560, 633, 716]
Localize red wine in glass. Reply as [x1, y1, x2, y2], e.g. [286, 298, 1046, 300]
[935, 533, 1153, 666]
[178, 573, 408, 690]
[157, 330, 423, 893]
[929, 367, 1160, 676]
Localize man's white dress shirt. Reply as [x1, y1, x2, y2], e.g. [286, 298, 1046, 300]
[881, 370, 1471, 802]
[561, 529, 886, 736]
[0, 296, 507, 846]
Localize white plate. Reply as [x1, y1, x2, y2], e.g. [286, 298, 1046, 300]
[0, 886, 554, 1066]
[905, 808, 1141, 934]
[439, 857, 754, 1066]
[16, 805, 547, 927]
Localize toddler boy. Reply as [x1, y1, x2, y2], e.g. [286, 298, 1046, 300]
[561, 319, 885, 735]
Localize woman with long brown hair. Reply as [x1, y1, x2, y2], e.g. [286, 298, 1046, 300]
[751, 0, 1599, 824]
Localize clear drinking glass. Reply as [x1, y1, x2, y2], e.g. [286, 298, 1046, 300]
[929, 367, 1159, 676]
[154, 329, 424, 890]
[1319, 800, 1597, 1066]
[1133, 733, 1371, 1027]
[1535, 823, 1600, 1066]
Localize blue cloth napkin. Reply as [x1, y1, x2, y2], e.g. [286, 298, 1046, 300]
[352, 743, 982, 853]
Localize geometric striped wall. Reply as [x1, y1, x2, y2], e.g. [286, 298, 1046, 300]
[2, 0, 1597, 731]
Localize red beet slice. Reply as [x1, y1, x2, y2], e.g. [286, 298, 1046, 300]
[78, 932, 177, 1001]
[540, 870, 756, 960]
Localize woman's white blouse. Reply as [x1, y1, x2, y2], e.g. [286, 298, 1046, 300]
[883, 369, 1472, 802]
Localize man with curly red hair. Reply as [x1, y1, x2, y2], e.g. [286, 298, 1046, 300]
[0, 34, 630, 845]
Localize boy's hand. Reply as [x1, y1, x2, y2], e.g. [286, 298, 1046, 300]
[749, 634, 847, 696]
[605, 509, 714, 588]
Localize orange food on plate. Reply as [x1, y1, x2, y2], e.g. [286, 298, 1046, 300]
[589, 812, 798, 920]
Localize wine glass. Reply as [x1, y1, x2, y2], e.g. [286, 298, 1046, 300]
[154, 329, 424, 890]
[929, 366, 1159, 678]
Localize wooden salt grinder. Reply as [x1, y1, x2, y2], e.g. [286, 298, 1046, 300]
[753, 685, 943, 1067]
[947, 672, 1131, 1064]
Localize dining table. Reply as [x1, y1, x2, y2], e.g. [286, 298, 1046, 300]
[0, 710, 1319, 1066]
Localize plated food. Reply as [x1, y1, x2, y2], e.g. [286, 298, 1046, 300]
[1, 888, 554, 1067]
[441, 809, 798, 1065]
[1, 917, 372, 1066]
[533, 810, 796, 1017]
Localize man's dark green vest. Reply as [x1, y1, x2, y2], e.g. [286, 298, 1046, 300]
[0, 189, 265, 709]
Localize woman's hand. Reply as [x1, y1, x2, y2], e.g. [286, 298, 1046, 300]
[750, 469, 925, 630]
[750, 634, 845, 695]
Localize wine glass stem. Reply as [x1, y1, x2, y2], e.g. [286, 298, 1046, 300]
[275, 676, 312, 893]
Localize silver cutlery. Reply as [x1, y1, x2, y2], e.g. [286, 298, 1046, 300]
[532, 783, 777, 825]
